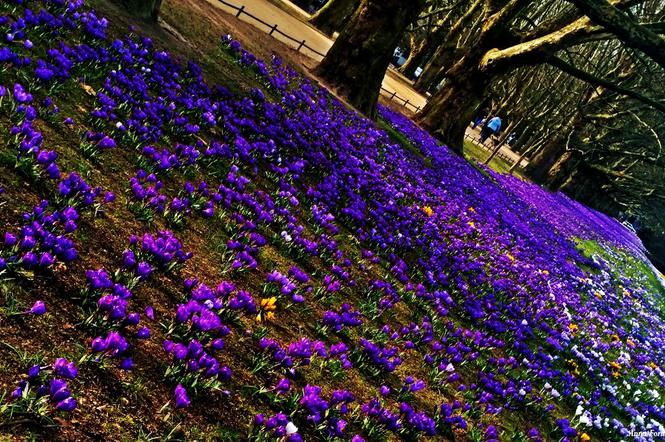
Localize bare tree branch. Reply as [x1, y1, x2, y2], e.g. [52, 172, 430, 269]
[567, 0, 665, 69]
[547, 55, 665, 112]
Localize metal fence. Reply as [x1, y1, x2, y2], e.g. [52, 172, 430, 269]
[217, 0, 423, 113]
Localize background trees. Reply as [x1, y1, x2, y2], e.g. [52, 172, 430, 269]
[415, 0, 664, 151]
[314, 0, 664, 148]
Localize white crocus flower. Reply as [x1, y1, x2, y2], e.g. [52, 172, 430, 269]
[285, 422, 298, 435]
[579, 412, 592, 426]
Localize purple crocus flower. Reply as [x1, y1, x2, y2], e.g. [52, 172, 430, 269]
[52, 358, 77, 379]
[28, 300, 46, 316]
[174, 384, 190, 409]
[13, 83, 32, 103]
[4, 232, 16, 247]
[136, 261, 152, 279]
[120, 357, 134, 370]
[28, 365, 40, 378]
[137, 327, 150, 339]
[275, 378, 290, 394]
[55, 397, 77, 412]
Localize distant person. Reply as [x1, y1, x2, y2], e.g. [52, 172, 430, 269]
[506, 132, 516, 146]
[480, 116, 502, 143]
[471, 109, 488, 129]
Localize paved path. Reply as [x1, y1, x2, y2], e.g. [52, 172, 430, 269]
[207, 0, 428, 110]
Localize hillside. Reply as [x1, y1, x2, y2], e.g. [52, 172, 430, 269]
[0, 1, 664, 441]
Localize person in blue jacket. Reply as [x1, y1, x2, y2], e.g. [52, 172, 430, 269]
[480, 116, 502, 143]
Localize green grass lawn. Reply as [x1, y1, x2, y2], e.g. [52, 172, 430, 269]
[577, 239, 665, 298]
[463, 140, 522, 176]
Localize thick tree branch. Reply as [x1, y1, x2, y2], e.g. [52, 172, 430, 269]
[481, 16, 597, 71]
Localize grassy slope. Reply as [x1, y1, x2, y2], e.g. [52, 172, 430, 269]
[0, 0, 658, 441]
[463, 140, 520, 176]
[576, 239, 665, 311]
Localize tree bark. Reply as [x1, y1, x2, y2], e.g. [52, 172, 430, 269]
[545, 150, 577, 189]
[399, 41, 430, 78]
[314, 0, 426, 118]
[511, 124, 536, 154]
[400, 23, 449, 79]
[310, 0, 360, 36]
[120, 0, 161, 21]
[509, 142, 539, 174]
[524, 127, 572, 183]
[558, 161, 608, 204]
[413, 43, 455, 92]
[415, 58, 492, 153]
[413, 0, 483, 92]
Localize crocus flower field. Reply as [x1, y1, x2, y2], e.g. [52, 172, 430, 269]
[0, 1, 664, 440]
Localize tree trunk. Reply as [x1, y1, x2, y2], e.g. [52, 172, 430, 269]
[400, 24, 449, 79]
[509, 150, 529, 174]
[314, 0, 426, 118]
[523, 132, 569, 183]
[523, 84, 600, 183]
[121, 0, 161, 21]
[310, 0, 360, 36]
[511, 127, 534, 154]
[400, 41, 430, 78]
[558, 161, 607, 205]
[484, 119, 518, 165]
[415, 60, 491, 153]
[413, 0, 482, 92]
[413, 42, 457, 92]
[545, 150, 576, 189]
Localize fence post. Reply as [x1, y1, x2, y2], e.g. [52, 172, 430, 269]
[236, 5, 244, 17]
[269, 24, 278, 36]
[390, 91, 397, 101]
[297, 40, 306, 52]
[404, 99, 410, 108]
[416, 106, 421, 113]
